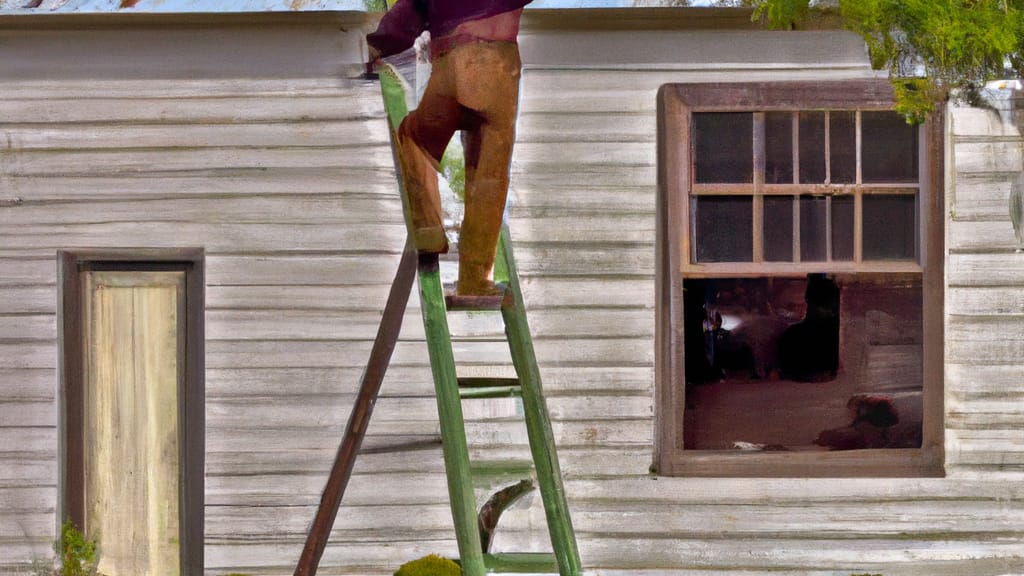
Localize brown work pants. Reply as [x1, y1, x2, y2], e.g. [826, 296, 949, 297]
[396, 41, 521, 295]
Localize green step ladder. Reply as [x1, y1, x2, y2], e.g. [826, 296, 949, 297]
[293, 64, 582, 576]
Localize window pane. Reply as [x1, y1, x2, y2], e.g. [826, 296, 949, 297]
[764, 196, 794, 261]
[831, 196, 854, 261]
[830, 111, 856, 184]
[800, 195, 828, 262]
[694, 113, 753, 183]
[799, 111, 826, 184]
[694, 196, 753, 262]
[863, 194, 917, 260]
[765, 112, 793, 184]
[862, 111, 919, 183]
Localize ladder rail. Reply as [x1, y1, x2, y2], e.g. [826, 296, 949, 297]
[294, 242, 418, 576]
[417, 254, 488, 576]
[497, 228, 583, 576]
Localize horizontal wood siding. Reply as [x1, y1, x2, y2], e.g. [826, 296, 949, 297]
[2, 15, 1023, 576]
[946, 99, 1024, 488]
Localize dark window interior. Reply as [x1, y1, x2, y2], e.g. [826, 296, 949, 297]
[765, 111, 794, 184]
[763, 196, 794, 261]
[830, 111, 857, 183]
[683, 275, 924, 452]
[798, 111, 827, 184]
[831, 196, 855, 261]
[863, 194, 918, 260]
[862, 111, 919, 183]
[693, 196, 753, 262]
[694, 112, 753, 183]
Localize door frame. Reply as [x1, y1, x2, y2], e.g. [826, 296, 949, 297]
[58, 248, 204, 575]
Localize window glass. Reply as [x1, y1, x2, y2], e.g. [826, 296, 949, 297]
[863, 194, 917, 260]
[862, 111, 919, 183]
[798, 111, 826, 184]
[694, 196, 753, 262]
[830, 111, 857, 184]
[763, 196, 794, 261]
[694, 113, 753, 183]
[831, 195, 855, 261]
[800, 195, 828, 262]
[765, 112, 793, 184]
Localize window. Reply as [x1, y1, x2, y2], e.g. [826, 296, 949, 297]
[60, 250, 204, 574]
[655, 81, 944, 477]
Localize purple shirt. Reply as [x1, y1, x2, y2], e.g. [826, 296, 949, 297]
[367, 0, 532, 58]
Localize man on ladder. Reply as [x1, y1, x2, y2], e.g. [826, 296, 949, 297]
[294, 5, 581, 575]
[366, 0, 532, 296]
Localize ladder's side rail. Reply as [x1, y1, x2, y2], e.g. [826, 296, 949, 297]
[417, 254, 488, 576]
[383, 63, 488, 576]
[497, 226, 583, 576]
[294, 242, 418, 576]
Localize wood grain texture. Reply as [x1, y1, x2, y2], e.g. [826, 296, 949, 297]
[83, 272, 182, 575]
[3, 16, 1024, 576]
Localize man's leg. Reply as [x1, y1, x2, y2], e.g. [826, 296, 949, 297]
[457, 125, 514, 295]
[452, 43, 521, 295]
[397, 57, 460, 254]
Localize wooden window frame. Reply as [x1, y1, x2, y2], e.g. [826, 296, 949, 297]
[655, 80, 945, 477]
[58, 249, 205, 574]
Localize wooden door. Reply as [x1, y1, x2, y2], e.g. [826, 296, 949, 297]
[82, 271, 184, 576]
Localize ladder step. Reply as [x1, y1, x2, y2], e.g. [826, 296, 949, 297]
[458, 377, 522, 399]
[358, 437, 442, 455]
[445, 288, 509, 311]
[459, 386, 522, 399]
[482, 553, 559, 573]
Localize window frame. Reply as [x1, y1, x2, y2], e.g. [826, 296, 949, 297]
[687, 108, 922, 272]
[655, 80, 945, 477]
[58, 249, 205, 574]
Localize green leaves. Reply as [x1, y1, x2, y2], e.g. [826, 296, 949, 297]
[750, 0, 810, 30]
[753, 0, 1024, 121]
[892, 78, 934, 124]
[441, 139, 466, 202]
[59, 521, 99, 576]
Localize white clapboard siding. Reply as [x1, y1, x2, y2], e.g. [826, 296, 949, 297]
[0, 60, 411, 572]
[3, 12, 1024, 576]
[945, 101, 1024, 483]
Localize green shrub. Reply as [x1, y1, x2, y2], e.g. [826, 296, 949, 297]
[59, 521, 99, 576]
[393, 554, 461, 576]
[30, 522, 101, 576]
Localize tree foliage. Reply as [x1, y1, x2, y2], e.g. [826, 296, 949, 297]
[750, 0, 1024, 121]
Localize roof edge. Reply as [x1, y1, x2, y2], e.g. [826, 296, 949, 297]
[0, 9, 373, 29]
[521, 7, 845, 31]
[0, 7, 846, 31]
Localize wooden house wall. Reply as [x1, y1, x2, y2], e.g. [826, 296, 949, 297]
[1, 10, 1022, 575]
[946, 97, 1024, 476]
